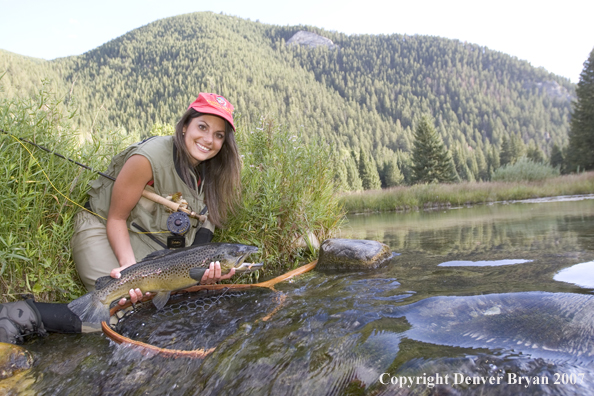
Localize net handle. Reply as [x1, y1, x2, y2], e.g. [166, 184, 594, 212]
[101, 260, 318, 358]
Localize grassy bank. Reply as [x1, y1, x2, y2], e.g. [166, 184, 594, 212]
[339, 172, 594, 214]
[1, 88, 343, 303]
[0, 87, 137, 302]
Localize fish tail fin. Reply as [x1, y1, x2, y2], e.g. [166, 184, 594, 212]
[67, 292, 110, 325]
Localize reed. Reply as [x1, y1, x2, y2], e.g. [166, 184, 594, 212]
[340, 172, 594, 214]
[0, 85, 144, 302]
[1, 86, 344, 301]
[215, 117, 345, 276]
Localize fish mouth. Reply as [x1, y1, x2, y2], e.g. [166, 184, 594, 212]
[234, 246, 262, 272]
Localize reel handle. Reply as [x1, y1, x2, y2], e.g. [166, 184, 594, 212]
[141, 189, 207, 222]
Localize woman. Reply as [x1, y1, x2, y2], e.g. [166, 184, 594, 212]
[72, 92, 242, 303]
[0, 93, 242, 344]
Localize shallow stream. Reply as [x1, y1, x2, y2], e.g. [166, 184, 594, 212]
[9, 196, 594, 395]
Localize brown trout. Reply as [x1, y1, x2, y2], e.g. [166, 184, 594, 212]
[68, 243, 261, 324]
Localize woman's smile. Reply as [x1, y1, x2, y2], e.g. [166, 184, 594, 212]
[184, 114, 226, 164]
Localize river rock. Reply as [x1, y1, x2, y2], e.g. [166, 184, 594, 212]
[317, 238, 393, 271]
[0, 342, 33, 380]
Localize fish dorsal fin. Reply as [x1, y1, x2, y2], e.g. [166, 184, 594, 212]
[142, 249, 172, 261]
[94, 276, 113, 290]
[152, 291, 171, 310]
[189, 268, 207, 282]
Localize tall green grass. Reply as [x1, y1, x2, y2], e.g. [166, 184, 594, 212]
[215, 117, 345, 277]
[340, 172, 594, 214]
[1, 86, 344, 301]
[0, 85, 162, 302]
[1, 86, 98, 301]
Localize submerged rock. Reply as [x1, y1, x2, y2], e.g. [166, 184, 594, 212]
[317, 238, 394, 271]
[0, 342, 33, 380]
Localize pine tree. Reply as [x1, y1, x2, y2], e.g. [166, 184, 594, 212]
[345, 153, 364, 191]
[411, 115, 458, 184]
[549, 143, 564, 170]
[487, 145, 500, 178]
[452, 146, 474, 182]
[475, 148, 489, 181]
[331, 150, 350, 191]
[526, 142, 545, 163]
[382, 157, 404, 187]
[510, 135, 525, 162]
[358, 148, 382, 190]
[499, 136, 513, 167]
[567, 48, 594, 172]
[500, 134, 524, 167]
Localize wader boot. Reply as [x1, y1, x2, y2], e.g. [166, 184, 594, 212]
[0, 299, 46, 344]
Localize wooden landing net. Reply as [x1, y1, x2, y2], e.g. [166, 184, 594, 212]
[101, 260, 317, 358]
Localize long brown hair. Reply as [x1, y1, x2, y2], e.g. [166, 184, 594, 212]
[174, 108, 241, 228]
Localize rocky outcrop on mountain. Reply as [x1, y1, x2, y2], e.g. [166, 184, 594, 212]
[286, 31, 338, 50]
[524, 80, 574, 102]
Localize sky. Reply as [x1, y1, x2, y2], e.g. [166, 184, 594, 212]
[0, 0, 592, 83]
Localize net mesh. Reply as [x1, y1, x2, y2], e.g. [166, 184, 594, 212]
[112, 288, 279, 352]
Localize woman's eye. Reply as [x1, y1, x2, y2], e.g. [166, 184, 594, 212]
[216, 133, 225, 140]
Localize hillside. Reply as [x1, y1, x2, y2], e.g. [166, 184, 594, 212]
[0, 12, 575, 186]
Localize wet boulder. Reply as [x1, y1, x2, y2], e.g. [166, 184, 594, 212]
[317, 238, 394, 271]
[0, 342, 33, 380]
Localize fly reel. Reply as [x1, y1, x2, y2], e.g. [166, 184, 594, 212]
[166, 212, 191, 248]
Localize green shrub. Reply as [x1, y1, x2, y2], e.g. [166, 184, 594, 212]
[492, 157, 560, 182]
[215, 117, 345, 276]
[0, 84, 140, 302]
[1, 82, 344, 300]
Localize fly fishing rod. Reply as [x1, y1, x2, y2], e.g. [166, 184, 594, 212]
[0, 129, 207, 223]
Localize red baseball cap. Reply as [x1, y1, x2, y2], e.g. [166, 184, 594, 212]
[188, 93, 235, 131]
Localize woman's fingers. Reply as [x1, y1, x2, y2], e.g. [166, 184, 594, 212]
[117, 288, 146, 306]
[110, 262, 136, 279]
[200, 261, 234, 284]
[111, 268, 122, 279]
[214, 261, 222, 279]
[219, 267, 235, 280]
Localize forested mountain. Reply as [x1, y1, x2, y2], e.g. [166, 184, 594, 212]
[0, 12, 575, 187]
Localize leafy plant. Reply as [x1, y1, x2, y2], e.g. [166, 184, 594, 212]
[215, 116, 345, 275]
[0, 83, 134, 302]
[492, 157, 560, 182]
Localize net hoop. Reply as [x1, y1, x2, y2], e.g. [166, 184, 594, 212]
[101, 260, 317, 358]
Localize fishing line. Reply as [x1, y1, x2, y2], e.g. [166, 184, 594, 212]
[2, 130, 100, 219]
[1, 129, 176, 236]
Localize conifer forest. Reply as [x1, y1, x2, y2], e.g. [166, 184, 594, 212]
[1, 12, 588, 190]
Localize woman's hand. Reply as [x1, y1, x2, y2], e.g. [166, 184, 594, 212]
[110, 264, 151, 306]
[200, 261, 235, 285]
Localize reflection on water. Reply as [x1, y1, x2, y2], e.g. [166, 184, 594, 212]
[438, 259, 533, 267]
[12, 199, 594, 395]
[555, 261, 594, 289]
[399, 292, 594, 365]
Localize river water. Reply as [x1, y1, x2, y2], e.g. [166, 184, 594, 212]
[11, 196, 594, 395]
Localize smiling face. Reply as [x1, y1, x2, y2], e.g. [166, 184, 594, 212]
[183, 114, 226, 165]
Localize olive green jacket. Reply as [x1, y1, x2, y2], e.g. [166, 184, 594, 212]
[87, 136, 212, 260]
